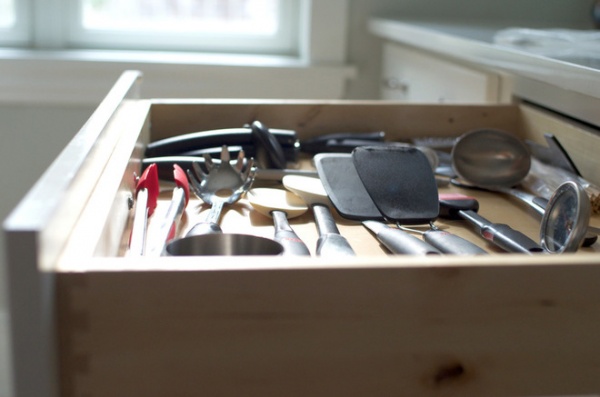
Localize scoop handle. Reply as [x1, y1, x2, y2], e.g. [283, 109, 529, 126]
[271, 210, 311, 256]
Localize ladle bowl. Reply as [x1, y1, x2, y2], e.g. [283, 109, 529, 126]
[451, 129, 531, 188]
[166, 233, 284, 256]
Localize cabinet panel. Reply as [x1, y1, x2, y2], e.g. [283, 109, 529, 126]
[381, 43, 501, 103]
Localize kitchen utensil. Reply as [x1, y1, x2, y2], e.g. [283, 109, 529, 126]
[314, 152, 438, 254]
[282, 175, 355, 257]
[450, 128, 547, 212]
[353, 146, 439, 224]
[451, 128, 531, 189]
[147, 164, 190, 256]
[247, 187, 311, 256]
[439, 193, 544, 254]
[362, 220, 442, 255]
[143, 156, 318, 182]
[249, 120, 288, 169]
[354, 147, 487, 254]
[314, 152, 486, 255]
[128, 163, 159, 256]
[165, 233, 284, 256]
[451, 128, 599, 245]
[313, 153, 383, 221]
[185, 146, 256, 236]
[540, 181, 592, 253]
[145, 124, 298, 160]
[300, 131, 386, 153]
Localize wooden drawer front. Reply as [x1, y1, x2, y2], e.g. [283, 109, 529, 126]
[5, 71, 600, 397]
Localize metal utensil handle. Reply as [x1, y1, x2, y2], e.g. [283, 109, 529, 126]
[423, 230, 488, 255]
[375, 227, 441, 255]
[128, 189, 149, 256]
[149, 187, 187, 256]
[312, 204, 355, 257]
[186, 201, 224, 236]
[271, 210, 311, 256]
[459, 210, 544, 254]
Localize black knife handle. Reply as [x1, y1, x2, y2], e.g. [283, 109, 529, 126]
[145, 127, 297, 157]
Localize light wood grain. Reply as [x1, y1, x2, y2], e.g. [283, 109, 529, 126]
[56, 257, 600, 397]
[520, 102, 600, 186]
[148, 100, 523, 142]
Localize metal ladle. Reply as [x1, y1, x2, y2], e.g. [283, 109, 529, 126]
[451, 129, 547, 211]
[451, 128, 598, 251]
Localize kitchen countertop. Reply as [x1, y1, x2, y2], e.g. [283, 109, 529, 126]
[369, 18, 600, 127]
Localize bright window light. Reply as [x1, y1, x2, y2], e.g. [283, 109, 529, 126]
[0, 0, 15, 28]
[81, 0, 280, 35]
[70, 0, 296, 54]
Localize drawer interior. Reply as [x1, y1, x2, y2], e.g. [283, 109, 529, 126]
[55, 99, 600, 268]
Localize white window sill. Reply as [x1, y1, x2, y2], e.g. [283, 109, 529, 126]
[0, 49, 357, 105]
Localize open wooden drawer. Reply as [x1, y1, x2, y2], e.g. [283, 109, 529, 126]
[5, 70, 600, 397]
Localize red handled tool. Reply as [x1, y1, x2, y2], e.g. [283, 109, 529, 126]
[148, 164, 190, 256]
[128, 163, 159, 256]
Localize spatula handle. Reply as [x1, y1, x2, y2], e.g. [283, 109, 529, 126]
[423, 230, 488, 255]
[372, 226, 441, 255]
[312, 204, 355, 257]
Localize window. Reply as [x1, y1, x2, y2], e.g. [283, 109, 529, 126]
[69, 0, 300, 54]
[0, 0, 15, 28]
[1, 0, 302, 55]
[0, 0, 27, 44]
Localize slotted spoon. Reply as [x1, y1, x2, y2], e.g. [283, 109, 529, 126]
[186, 146, 256, 236]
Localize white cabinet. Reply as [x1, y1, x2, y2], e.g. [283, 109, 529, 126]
[381, 43, 503, 103]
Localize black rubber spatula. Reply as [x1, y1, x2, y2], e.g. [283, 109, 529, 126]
[314, 153, 439, 254]
[352, 146, 439, 225]
[314, 153, 384, 220]
[316, 152, 486, 255]
[351, 146, 488, 255]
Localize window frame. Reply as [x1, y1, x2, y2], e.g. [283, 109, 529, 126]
[0, 1, 353, 106]
[1, 0, 348, 65]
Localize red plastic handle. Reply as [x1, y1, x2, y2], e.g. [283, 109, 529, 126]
[172, 164, 190, 206]
[136, 163, 160, 216]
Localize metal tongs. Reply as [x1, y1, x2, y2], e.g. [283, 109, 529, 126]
[129, 163, 159, 256]
[148, 164, 190, 256]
